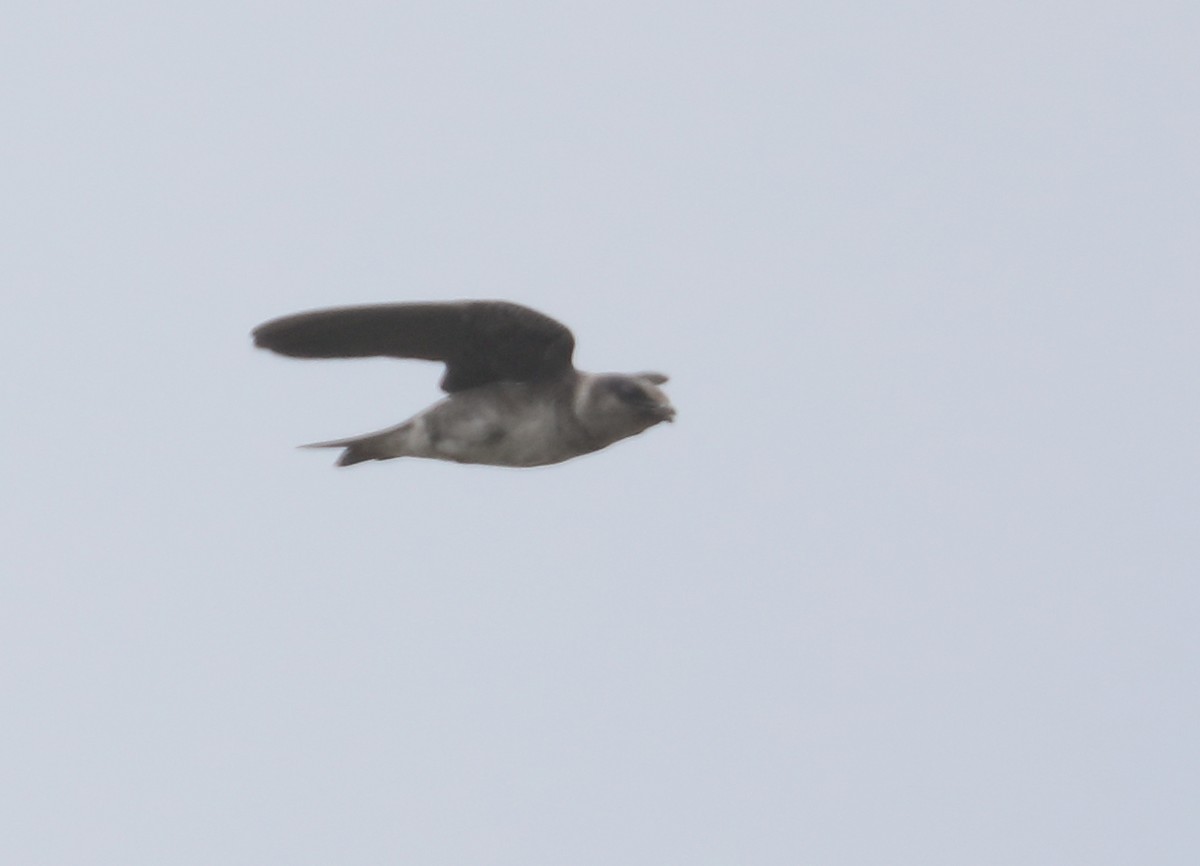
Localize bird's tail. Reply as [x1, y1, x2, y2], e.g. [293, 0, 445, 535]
[301, 429, 400, 467]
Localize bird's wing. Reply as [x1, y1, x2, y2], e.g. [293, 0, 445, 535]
[252, 301, 576, 392]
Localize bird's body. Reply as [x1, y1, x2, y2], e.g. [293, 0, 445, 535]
[252, 301, 674, 468]
[312, 378, 592, 467]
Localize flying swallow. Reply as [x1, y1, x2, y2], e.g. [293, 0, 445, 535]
[252, 301, 675, 467]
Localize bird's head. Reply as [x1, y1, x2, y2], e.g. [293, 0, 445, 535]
[575, 372, 675, 446]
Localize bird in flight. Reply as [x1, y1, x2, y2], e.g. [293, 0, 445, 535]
[252, 300, 675, 468]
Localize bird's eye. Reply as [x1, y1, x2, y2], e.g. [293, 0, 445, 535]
[615, 381, 647, 403]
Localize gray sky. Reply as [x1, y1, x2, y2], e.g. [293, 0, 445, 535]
[3, 2, 1198, 864]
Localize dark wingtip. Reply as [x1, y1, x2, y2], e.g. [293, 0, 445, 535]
[251, 319, 282, 351]
[251, 319, 299, 355]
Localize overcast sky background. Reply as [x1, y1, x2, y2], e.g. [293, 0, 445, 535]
[3, 2, 1198, 864]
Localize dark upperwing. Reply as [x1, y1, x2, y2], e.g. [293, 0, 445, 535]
[252, 301, 577, 393]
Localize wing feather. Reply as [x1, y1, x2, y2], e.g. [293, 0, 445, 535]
[252, 301, 576, 392]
